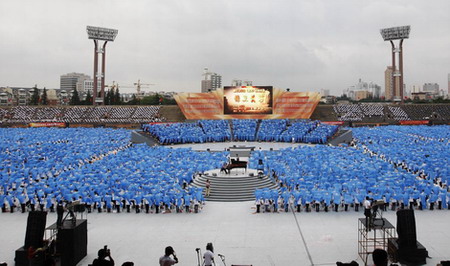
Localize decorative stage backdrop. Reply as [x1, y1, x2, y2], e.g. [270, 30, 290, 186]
[174, 87, 320, 119]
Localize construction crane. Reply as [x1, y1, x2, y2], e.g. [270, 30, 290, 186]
[134, 79, 155, 96]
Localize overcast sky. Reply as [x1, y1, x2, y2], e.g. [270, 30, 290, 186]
[0, 0, 449, 95]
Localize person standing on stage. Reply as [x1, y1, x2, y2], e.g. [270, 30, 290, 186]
[220, 163, 229, 174]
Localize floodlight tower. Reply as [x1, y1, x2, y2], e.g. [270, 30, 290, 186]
[86, 26, 118, 105]
[380, 26, 410, 103]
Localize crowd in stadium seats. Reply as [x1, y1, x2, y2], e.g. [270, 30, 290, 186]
[232, 119, 258, 141]
[0, 128, 229, 214]
[0, 106, 164, 124]
[256, 119, 287, 141]
[251, 125, 449, 213]
[334, 103, 450, 122]
[199, 119, 231, 142]
[401, 104, 450, 120]
[334, 104, 366, 121]
[144, 123, 207, 144]
[387, 106, 410, 121]
[144, 119, 338, 145]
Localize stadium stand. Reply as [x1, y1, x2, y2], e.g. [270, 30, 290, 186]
[401, 104, 450, 120]
[256, 119, 287, 142]
[387, 106, 410, 121]
[232, 119, 258, 141]
[199, 119, 232, 142]
[0, 106, 165, 124]
[279, 120, 317, 142]
[143, 119, 339, 145]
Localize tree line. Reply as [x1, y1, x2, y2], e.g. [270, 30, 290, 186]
[29, 86, 177, 106]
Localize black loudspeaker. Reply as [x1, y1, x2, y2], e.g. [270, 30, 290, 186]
[396, 209, 417, 249]
[57, 220, 88, 266]
[24, 211, 47, 249]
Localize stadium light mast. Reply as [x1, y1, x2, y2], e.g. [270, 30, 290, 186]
[380, 25, 410, 104]
[86, 26, 118, 105]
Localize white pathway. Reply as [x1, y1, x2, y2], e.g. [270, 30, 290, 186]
[1, 202, 450, 266]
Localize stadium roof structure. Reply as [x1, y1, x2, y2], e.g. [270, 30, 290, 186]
[86, 26, 118, 42]
[380, 25, 411, 41]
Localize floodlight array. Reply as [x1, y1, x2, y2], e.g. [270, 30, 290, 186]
[380, 26, 410, 41]
[86, 26, 118, 42]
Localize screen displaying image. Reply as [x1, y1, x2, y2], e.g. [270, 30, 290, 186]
[223, 86, 273, 115]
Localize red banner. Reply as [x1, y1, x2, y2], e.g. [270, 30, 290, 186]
[29, 122, 66, 128]
[399, 120, 429, 125]
[322, 121, 344, 125]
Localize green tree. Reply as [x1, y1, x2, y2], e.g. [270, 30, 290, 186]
[41, 87, 48, 105]
[128, 94, 139, 105]
[70, 88, 80, 105]
[105, 88, 112, 105]
[30, 85, 39, 105]
[161, 97, 176, 105]
[140, 94, 161, 105]
[114, 87, 121, 105]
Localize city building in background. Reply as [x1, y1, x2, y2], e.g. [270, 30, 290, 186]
[423, 83, 439, 94]
[344, 78, 381, 101]
[384, 66, 401, 101]
[448, 73, 450, 96]
[201, 68, 222, 93]
[0, 86, 72, 106]
[60, 72, 92, 93]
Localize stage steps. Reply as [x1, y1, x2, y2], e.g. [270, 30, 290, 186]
[191, 169, 279, 202]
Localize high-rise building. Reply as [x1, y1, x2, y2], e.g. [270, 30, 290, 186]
[423, 83, 439, 94]
[384, 66, 400, 101]
[201, 68, 222, 93]
[60, 72, 91, 92]
[344, 79, 381, 100]
[448, 74, 450, 95]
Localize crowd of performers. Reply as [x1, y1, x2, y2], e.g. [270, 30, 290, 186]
[143, 119, 338, 145]
[254, 187, 449, 213]
[0, 125, 448, 217]
[0, 186, 206, 214]
[252, 125, 449, 213]
[0, 128, 230, 215]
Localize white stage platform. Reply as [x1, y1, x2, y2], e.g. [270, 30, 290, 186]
[1, 203, 449, 266]
[169, 141, 310, 151]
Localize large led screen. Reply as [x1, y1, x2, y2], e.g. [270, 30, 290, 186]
[223, 86, 273, 115]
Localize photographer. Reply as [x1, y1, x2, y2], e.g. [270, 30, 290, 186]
[92, 246, 115, 266]
[159, 246, 178, 266]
